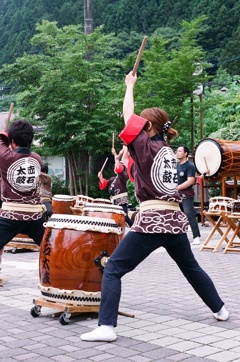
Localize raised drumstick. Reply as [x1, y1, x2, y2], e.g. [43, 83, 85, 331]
[5, 102, 14, 131]
[99, 157, 108, 173]
[203, 157, 209, 172]
[132, 36, 148, 76]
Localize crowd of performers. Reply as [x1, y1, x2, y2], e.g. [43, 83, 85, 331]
[0, 70, 229, 338]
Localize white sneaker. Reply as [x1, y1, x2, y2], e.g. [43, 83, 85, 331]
[213, 305, 229, 321]
[192, 237, 200, 245]
[80, 325, 117, 342]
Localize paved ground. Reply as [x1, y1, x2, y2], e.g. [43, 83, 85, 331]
[0, 224, 240, 362]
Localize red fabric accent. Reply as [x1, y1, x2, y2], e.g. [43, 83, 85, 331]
[127, 157, 135, 182]
[119, 114, 147, 145]
[196, 176, 201, 185]
[114, 163, 124, 174]
[99, 178, 108, 190]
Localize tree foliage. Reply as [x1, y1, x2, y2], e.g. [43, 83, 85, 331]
[0, 0, 239, 75]
[204, 75, 240, 140]
[1, 16, 239, 195]
[0, 21, 124, 195]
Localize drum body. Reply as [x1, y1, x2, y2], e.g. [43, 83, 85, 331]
[82, 203, 126, 239]
[39, 214, 122, 305]
[52, 195, 75, 214]
[208, 196, 234, 213]
[194, 138, 240, 178]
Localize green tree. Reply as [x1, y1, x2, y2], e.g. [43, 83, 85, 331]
[0, 21, 123, 195]
[204, 75, 240, 140]
[133, 16, 209, 150]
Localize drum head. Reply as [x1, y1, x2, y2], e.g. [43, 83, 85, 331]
[194, 138, 223, 177]
[53, 194, 75, 201]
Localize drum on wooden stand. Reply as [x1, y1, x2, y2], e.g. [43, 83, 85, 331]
[39, 214, 122, 305]
[82, 203, 126, 241]
[94, 198, 112, 205]
[75, 195, 94, 207]
[52, 195, 75, 215]
[208, 196, 234, 214]
[194, 138, 240, 178]
[70, 195, 95, 215]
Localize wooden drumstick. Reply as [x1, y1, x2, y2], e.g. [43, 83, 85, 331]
[99, 157, 108, 173]
[203, 157, 209, 172]
[4, 102, 14, 131]
[132, 36, 148, 76]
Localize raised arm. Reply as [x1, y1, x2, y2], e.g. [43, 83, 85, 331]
[122, 71, 137, 125]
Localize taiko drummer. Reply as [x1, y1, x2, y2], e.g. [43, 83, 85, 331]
[97, 146, 133, 227]
[81, 71, 229, 343]
[0, 120, 46, 282]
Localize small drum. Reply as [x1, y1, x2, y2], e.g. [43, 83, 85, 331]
[75, 195, 94, 207]
[232, 200, 240, 215]
[94, 198, 112, 204]
[82, 203, 126, 240]
[194, 138, 240, 178]
[39, 214, 122, 305]
[208, 196, 234, 213]
[52, 195, 75, 215]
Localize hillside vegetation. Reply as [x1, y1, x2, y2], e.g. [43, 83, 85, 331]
[0, 0, 239, 74]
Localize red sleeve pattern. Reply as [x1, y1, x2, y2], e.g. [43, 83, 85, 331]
[119, 114, 147, 145]
[99, 178, 108, 190]
[114, 163, 124, 174]
[127, 157, 135, 182]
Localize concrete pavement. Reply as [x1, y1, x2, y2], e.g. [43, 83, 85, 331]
[0, 224, 240, 362]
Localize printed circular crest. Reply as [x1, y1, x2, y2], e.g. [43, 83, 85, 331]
[151, 147, 177, 195]
[7, 157, 41, 192]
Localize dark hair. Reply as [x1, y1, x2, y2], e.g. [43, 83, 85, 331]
[140, 107, 178, 141]
[41, 164, 49, 173]
[179, 144, 189, 156]
[8, 120, 34, 148]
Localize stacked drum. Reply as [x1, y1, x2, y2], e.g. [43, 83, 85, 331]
[39, 194, 124, 306]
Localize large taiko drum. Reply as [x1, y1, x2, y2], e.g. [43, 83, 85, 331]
[52, 195, 75, 215]
[82, 203, 126, 240]
[194, 138, 240, 178]
[39, 214, 122, 305]
[208, 196, 234, 214]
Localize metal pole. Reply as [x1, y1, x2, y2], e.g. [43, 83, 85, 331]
[199, 92, 203, 139]
[190, 96, 194, 155]
[84, 0, 93, 34]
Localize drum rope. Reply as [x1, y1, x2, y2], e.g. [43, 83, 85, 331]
[47, 216, 121, 229]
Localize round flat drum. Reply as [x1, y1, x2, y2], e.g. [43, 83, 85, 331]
[194, 138, 223, 177]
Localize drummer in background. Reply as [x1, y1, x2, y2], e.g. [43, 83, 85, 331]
[39, 163, 53, 219]
[176, 144, 201, 245]
[97, 146, 133, 227]
[0, 119, 46, 281]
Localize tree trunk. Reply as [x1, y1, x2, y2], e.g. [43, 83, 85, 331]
[85, 152, 89, 196]
[67, 155, 74, 195]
